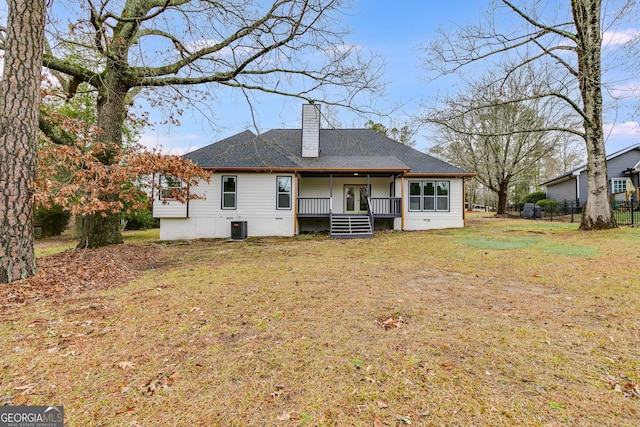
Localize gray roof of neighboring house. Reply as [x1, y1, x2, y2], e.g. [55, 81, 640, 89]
[184, 128, 471, 176]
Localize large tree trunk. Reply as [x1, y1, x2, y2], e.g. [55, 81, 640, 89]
[0, 0, 45, 283]
[78, 75, 129, 248]
[495, 181, 510, 215]
[79, 202, 123, 248]
[573, 0, 616, 230]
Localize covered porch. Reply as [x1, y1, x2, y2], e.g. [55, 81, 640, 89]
[295, 172, 404, 238]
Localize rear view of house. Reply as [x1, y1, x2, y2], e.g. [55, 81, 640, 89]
[153, 104, 473, 240]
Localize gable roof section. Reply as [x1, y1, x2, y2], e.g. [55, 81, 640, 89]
[542, 143, 640, 186]
[184, 128, 471, 176]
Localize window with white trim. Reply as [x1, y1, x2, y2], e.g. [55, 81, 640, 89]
[409, 180, 449, 212]
[222, 176, 237, 209]
[276, 176, 292, 209]
[612, 178, 627, 194]
[159, 175, 182, 200]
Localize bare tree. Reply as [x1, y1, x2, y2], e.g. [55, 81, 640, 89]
[425, 0, 632, 229]
[426, 69, 562, 214]
[0, 0, 46, 283]
[364, 119, 417, 147]
[5, 0, 384, 248]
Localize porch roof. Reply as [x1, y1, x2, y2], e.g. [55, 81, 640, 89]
[297, 155, 409, 171]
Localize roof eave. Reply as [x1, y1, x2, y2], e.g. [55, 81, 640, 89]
[201, 167, 412, 173]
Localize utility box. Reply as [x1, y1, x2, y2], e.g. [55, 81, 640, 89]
[522, 203, 541, 219]
[231, 221, 248, 240]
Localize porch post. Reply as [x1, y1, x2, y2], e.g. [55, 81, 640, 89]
[330, 174, 333, 213]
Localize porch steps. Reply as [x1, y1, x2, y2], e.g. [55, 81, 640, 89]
[330, 215, 373, 238]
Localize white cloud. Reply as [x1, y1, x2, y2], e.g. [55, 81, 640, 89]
[139, 132, 204, 155]
[604, 121, 639, 137]
[603, 29, 639, 46]
[609, 82, 640, 99]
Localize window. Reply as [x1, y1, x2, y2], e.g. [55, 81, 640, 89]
[277, 176, 292, 209]
[612, 178, 627, 194]
[160, 175, 182, 200]
[222, 176, 237, 209]
[408, 180, 450, 212]
[436, 181, 449, 211]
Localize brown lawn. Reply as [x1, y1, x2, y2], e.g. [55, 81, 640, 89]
[1, 217, 639, 426]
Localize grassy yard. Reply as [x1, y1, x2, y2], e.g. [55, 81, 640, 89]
[1, 216, 639, 426]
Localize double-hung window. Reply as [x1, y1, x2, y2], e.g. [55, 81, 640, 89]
[222, 176, 237, 209]
[277, 176, 292, 209]
[409, 180, 449, 212]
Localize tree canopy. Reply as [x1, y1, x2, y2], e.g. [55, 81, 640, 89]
[424, 0, 638, 229]
[426, 68, 565, 214]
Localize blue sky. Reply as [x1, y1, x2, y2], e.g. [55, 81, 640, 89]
[1, 1, 636, 155]
[137, 0, 640, 157]
[139, 1, 491, 154]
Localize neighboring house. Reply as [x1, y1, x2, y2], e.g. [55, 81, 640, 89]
[153, 104, 474, 240]
[542, 144, 640, 207]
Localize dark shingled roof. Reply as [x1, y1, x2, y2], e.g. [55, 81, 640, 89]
[184, 128, 471, 175]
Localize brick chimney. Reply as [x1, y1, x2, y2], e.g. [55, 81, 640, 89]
[301, 103, 320, 158]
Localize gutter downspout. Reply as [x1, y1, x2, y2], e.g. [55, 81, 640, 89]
[293, 171, 298, 235]
[401, 172, 406, 231]
[462, 177, 466, 226]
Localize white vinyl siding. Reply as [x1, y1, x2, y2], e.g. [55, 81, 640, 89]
[403, 178, 463, 230]
[159, 172, 295, 240]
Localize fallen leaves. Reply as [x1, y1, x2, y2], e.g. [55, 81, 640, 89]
[375, 314, 405, 330]
[142, 371, 180, 396]
[603, 374, 640, 399]
[117, 361, 135, 371]
[0, 244, 163, 310]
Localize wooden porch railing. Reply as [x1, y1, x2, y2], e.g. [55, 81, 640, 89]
[297, 196, 401, 218]
[297, 197, 331, 217]
[368, 197, 401, 218]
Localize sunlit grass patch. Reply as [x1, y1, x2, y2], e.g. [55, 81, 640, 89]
[537, 242, 599, 258]
[457, 236, 541, 250]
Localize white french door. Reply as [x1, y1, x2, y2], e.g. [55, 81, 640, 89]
[344, 185, 369, 214]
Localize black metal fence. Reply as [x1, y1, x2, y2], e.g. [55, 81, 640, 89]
[612, 200, 640, 226]
[508, 199, 640, 226]
[507, 200, 582, 222]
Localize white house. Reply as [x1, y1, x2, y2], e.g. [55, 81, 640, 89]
[153, 104, 474, 240]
